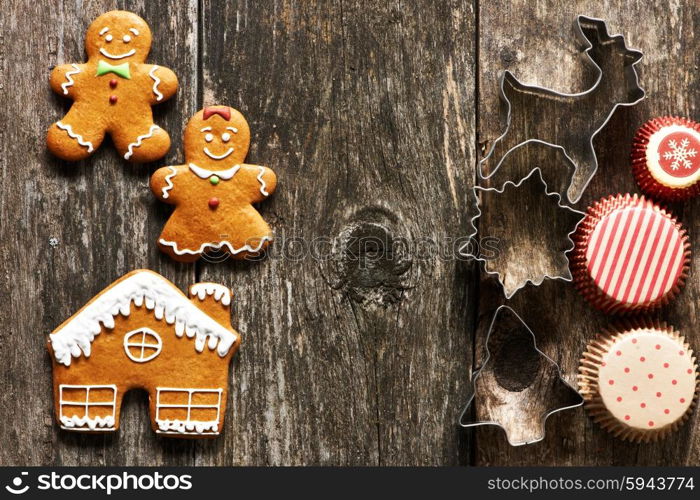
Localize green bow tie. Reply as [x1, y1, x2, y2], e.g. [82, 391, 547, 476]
[96, 60, 131, 79]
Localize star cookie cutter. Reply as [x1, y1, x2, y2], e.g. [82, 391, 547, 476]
[478, 15, 645, 203]
[459, 306, 583, 446]
[461, 168, 585, 299]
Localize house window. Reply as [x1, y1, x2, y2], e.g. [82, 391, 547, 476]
[155, 387, 223, 435]
[123, 328, 163, 363]
[59, 384, 117, 430]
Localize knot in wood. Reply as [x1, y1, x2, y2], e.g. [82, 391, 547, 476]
[333, 221, 411, 305]
[490, 325, 542, 392]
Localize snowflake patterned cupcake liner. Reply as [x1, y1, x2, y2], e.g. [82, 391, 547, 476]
[631, 116, 700, 201]
[571, 194, 691, 315]
[578, 319, 698, 443]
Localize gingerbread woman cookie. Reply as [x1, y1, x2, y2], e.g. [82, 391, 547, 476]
[47, 11, 178, 162]
[151, 106, 277, 262]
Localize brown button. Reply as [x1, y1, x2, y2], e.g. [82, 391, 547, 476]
[109, 79, 118, 88]
[109, 95, 118, 104]
[208, 198, 220, 209]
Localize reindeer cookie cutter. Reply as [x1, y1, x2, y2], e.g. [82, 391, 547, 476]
[479, 15, 645, 203]
[461, 168, 585, 298]
[458, 306, 583, 446]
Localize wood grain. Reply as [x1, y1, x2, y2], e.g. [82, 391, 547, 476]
[198, 0, 476, 465]
[0, 0, 199, 465]
[0, 0, 697, 466]
[474, 0, 699, 465]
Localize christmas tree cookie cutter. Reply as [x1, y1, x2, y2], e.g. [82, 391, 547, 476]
[478, 15, 645, 203]
[461, 168, 585, 299]
[458, 306, 583, 446]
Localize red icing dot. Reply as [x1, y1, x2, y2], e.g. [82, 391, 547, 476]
[679, 351, 685, 356]
[672, 379, 678, 385]
[648, 421, 654, 427]
[624, 415, 631, 421]
[664, 363, 670, 368]
[601, 362, 606, 367]
[624, 367, 630, 373]
[648, 373, 654, 379]
[656, 392, 662, 398]
[616, 350, 622, 356]
[688, 369, 693, 374]
[632, 386, 638, 391]
[680, 398, 686, 403]
[608, 379, 615, 385]
[208, 197, 220, 209]
[655, 344, 661, 350]
[664, 409, 670, 414]
[640, 357, 646, 362]
[640, 402, 646, 408]
[632, 339, 638, 344]
[109, 95, 117, 104]
[617, 396, 623, 402]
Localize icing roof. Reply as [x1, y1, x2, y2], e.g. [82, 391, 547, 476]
[49, 270, 237, 366]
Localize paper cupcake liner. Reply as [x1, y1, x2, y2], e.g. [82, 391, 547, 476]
[571, 194, 690, 315]
[631, 116, 700, 201]
[579, 319, 698, 443]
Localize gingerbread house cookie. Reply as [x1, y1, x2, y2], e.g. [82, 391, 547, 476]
[48, 270, 240, 438]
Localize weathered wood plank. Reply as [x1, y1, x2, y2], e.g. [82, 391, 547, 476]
[5, 0, 694, 467]
[198, 0, 477, 465]
[0, 0, 198, 465]
[475, 0, 699, 465]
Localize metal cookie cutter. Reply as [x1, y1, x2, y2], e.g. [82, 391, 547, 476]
[461, 168, 585, 299]
[478, 15, 645, 203]
[459, 305, 583, 446]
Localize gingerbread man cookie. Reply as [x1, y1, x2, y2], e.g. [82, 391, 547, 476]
[47, 11, 178, 162]
[151, 106, 277, 262]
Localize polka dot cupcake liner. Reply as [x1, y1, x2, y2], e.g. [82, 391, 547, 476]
[571, 194, 690, 315]
[578, 319, 698, 443]
[632, 116, 700, 202]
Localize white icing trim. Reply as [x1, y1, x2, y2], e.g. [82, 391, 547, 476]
[188, 162, 240, 180]
[256, 166, 270, 196]
[204, 147, 234, 160]
[161, 166, 177, 199]
[124, 125, 159, 160]
[129, 28, 139, 36]
[99, 47, 136, 59]
[226, 127, 238, 133]
[99, 27, 109, 36]
[155, 420, 219, 435]
[159, 236, 272, 256]
[56, 121, 94, 152]
[60, 415, 115, 431]
[190, 283, 232, 306]
[49, 271, 238, 366]
[149, 65, 164, 101]
[155, 387, 222, 435]
[59, 384, 117, 431]
[123, 327, 162, 363]
[200, 126, 212, 132]
[61, 64, 81, 95]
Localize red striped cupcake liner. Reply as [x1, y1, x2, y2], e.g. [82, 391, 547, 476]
[571, 194, 690, 315]
[579, 319, 698, 443]
[631, 116, 700, 201]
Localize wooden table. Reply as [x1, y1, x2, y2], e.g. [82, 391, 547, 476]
[1, 0, 697, 466]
